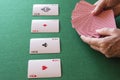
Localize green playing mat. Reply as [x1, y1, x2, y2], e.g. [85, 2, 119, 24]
[0, 0, 120, 80]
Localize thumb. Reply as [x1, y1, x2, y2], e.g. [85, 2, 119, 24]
[96, 28, 115, 36]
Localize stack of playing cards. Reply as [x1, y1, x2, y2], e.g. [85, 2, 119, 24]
[71, 1, 116, 38]
[27, 3, 61, 79]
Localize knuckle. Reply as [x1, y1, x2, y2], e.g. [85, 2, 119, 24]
[99, 44, 110, 54]
[88, 40, 93, 44]
[100, 47, 113, 58]
[110, 28, 116, 33]
[99, 43, 104, 48]
[99, 40, 106, 47]
[100, 47, 106, 54]
[105, 54, 112, 58]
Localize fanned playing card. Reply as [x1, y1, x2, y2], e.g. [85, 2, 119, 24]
[71, 0, 116, 38]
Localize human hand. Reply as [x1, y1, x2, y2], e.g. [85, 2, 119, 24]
[92, 0, 120, 16]
[80, 28, 120, 58]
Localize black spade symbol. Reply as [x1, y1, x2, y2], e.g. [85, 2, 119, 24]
[42, 43, 48, 47]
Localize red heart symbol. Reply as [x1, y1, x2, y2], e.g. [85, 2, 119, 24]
[42, 66, 47, 70]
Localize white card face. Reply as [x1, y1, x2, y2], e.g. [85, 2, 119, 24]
[31, 20, 59, 33]
[28, 59, 61, 78]
[30, 38, 60, 54]
[33, 4, 59, 16]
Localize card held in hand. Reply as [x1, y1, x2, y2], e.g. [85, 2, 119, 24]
[71, 1, 116, 38]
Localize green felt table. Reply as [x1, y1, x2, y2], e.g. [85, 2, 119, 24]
[0, 0, 120, 80]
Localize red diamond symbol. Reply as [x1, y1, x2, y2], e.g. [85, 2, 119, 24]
[43, 24, 47, 27]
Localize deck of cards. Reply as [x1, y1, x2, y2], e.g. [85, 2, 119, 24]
[71, 0, 116, 38]
[27, 3, 61, 79]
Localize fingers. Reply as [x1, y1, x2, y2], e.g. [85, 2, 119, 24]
[80, 35, 101, 46]
[92, 0, 105, 15]
[96, 28, 115, 36]
[92, 0, 120, 16]
[94, 0, 100, 6]
[81, 35, 111, 58]
[81, 35, 107, 55]
[80, 28, 116, 45]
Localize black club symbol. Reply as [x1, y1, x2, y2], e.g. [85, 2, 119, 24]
[42, 43, 48, 47]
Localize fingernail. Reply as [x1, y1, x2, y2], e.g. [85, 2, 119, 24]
[91, 7, 98, 16]
[91, 10, 95, 14]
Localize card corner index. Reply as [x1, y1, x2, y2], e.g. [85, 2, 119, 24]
[52, 37, 60, 40]
[51, 58, 62, 77]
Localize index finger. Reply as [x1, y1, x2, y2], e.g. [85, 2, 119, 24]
[92, 0, 105, 15]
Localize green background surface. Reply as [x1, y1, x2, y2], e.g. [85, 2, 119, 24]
[0, 0, 120, 80]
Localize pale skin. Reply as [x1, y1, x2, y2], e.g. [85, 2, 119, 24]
[81, 0, 120, 58]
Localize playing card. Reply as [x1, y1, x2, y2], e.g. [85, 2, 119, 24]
[71, 1, 116, 38]
[33, 4, 59, 16]
[28, 59, 61, 78]
[31, 19, 59, 33]
[29, 38, 60, 54]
